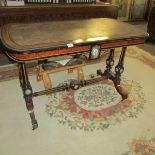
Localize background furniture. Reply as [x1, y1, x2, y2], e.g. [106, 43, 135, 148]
[24, 0, 95, 4]
[0, 4, 118, 26]
[147, 1, 155, 41]
[37, 60, 84, 90]
[130, 0, 149, 21]
[112, 0, 132, 21]
[112, 0, 151, 21]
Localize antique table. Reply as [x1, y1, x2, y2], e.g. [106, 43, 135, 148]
[0, 18, 148, 130]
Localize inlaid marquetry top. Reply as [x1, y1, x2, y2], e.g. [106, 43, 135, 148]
[0, 18, 148, 54]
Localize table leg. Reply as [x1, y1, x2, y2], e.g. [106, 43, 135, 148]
[97, 48, 115, 77]
[97, 47, 128, 100]
[113, 47, 128, 100]
[104, 48, 115, 77]
[18, 63, 38, 130]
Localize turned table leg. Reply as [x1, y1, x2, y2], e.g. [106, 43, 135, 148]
[97, 47, 128, 100]
[113, 47, 128, 100]
[97, 48, 115, 78]
[18, 63, 38, 130]
[104, 48, 115, 76]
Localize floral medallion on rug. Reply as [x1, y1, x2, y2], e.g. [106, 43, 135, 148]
[122, 136, 155, 155]
[46, 79, 146, 131]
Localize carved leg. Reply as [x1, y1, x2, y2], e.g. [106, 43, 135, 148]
[113, 47, 128, 100]
[104, 48, 115, 77]
[97, 49, 115, 77]
[18, 63, 38, 130]
[97, 48, 128, 100]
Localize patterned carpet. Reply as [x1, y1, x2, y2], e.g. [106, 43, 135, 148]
[0, 46, 155, 155]
[45, 46, 155, 154]
[124, 136, 155, 155]
[46, 80, 145, 131]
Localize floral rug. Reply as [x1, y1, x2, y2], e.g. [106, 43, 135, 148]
[46, 79, 145, 131]
[44, 46, 155, 155]
[123, 136, 155, 155]
[46, 46, 152, 132]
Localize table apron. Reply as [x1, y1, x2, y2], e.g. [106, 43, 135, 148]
[6, 38, 145, 62]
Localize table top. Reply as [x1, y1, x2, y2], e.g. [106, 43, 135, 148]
[0, 18, 148, 53]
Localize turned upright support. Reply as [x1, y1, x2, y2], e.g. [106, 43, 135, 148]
[113, 47, 128, 100]
[97, 47, 128, 100]
[115, 46, 126, 79]
[104, 48, 115, 76]
[18, 63, 38, 130]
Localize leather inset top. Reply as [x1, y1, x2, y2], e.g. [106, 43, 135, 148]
[0, 18, 148, 53]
